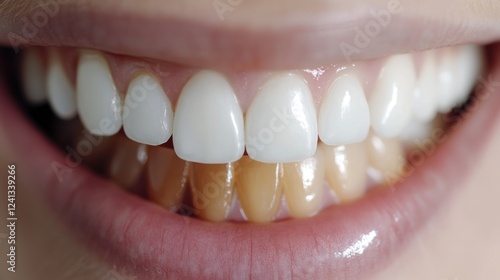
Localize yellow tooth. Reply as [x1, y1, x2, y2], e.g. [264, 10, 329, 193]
[190, 163, 235, 222]
[108, 136, 148, 189]
[321, 142, 368, 203]
[147, 146, 189, 209]
[235, 156, 283, 223]
[366, 131, 405, 186]
[282, 151, 325, 218]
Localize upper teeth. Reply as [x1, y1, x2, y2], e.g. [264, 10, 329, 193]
[21, 45, 484, 164]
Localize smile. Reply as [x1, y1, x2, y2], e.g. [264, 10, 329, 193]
[1, 0, 500, 278]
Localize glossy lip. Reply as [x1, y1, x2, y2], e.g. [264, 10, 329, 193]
[1, 0, 500, 70]
[0, 43, 498, 278]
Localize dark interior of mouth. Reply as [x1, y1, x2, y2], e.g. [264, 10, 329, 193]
[2, 45, 486, 223]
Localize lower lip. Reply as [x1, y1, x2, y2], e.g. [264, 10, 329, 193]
[1, 44, 500, 279]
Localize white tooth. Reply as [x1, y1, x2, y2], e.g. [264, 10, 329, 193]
[173, 70, 245, 164]
[21, 49, 46, 104]
[453, 45, 484, 105]
[46, 50, 77, 120]
[76, 51, 122, 136]
[412, 51, 438, 122]
[319, 73, 370, 145]
[369, 55, 415, 138]
[123, 73, 173, 145]
[436, 51, 458, 113]
[245, 73, 318, 163]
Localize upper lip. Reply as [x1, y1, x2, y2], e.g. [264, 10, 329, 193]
[1, 0, 500, 70]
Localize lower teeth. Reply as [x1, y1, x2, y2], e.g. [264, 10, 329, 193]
[54, 111, 454, 223]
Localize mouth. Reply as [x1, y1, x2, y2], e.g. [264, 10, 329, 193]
[1, 0, 500, 278]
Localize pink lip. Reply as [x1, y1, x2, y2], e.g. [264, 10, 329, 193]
[0, 43, 499, 278]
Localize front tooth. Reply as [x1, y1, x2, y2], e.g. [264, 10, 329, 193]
[282, 150, 325, 218]
[108, 136, 148, 189]
[369, 55, 415, 138]
[318, 73, 370, 145]
[147, 146, 189, 210]
[412, 51, 438, 122]
[76, 51, 122, 136]
[321, 142, 368, 203]
[46, 50, 77, 119]
[21, 49, 47, 104]
[245, 73, 318, 163]
[190, 163, 235, 222]
[173, 70, 245, 164]
[123, 73, 174, 145]
[366, 132, 405, 185]
[235, 156, 283, 223]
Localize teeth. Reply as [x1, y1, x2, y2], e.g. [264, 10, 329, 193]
[318, 73, 370, 145]
[108, 136, 148, 189]
[190, 163, 235, 222]
[46, 50, 77, 120]
[21, 49, 47, 104]
[366, 132, 405, 185]
[369, 55, 416, 138]
[453, 45, 484, 105]
[173, 70, 245, 164]
[123, 73, 174, 146]
[235, 156, 283, 222]
[412, 51, 438, 122]
[147, 146, 189, 209]
[245, 73, 318, 163]
[76, 51, 122, 136]
[282, 150, 325, 218]
[321, 142, 368, 203]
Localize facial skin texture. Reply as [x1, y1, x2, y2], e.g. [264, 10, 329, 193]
[1, 0, 500, 279]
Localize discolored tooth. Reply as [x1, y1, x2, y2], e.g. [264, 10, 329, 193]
[366, 131, 405, 186]
[412, 51, 438, 122]
[147, 146, 189, 210]
[235, 157, 283, 223]
[370, 55, 415, 138]
[245, 73, 318, 163]
[282, 150, 325, 218]
[46, 49, 77, 120]
[173, 70, 245, 164]
[321, 142, 368, 203]
[21, 49, 46, 104]
[108, 136, 148, 190]
[77, 51, 122, 136]
[319, 73, 370, 145]
[123, 73, 174, 146]
[190, 163, 235, 222]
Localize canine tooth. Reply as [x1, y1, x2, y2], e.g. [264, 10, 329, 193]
[76, 51, 122, 136]
[123, 73, 173, 145]
[46, 50, 77, 119]
[453, 45, 484, 105]
[147, 146, 189, 209]
[235, 157, 283, 223]
[367, 132, 405, 185]
[319, 73, 370, 145]
[245, 73, 318, 163]
[282, 150, 325, 218]
[21, 49, 46, 104]
[190, 163, 235, 222]
[412, 51, 438, 122]
[370, 55, 415, 138]
[173, 70, 245, 164]
[436, 51, 458, 113]
[108, 136, 148, 189]
[321, 142, 368, 203]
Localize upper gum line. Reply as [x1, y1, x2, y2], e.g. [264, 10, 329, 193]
[20, 44, 484, 164]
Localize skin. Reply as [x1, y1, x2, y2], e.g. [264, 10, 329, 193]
[1, 0, 500, 279]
